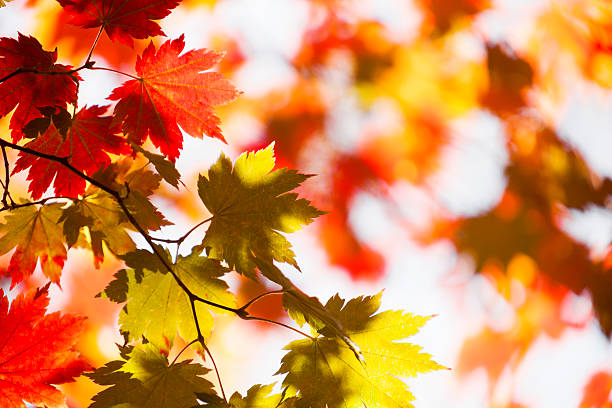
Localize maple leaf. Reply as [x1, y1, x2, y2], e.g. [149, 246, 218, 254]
[101, 246, 236, 348]
[0, 204, 67, 287]
[61, 191, 136, 267]
[0, 285, 91, 408]
[278, 293, 446, 408]
[199, 384, 296, 407]
[197, 144, 324, 277]
[0, 33, 78, 141]
[108, 35, 239, 161]
[88, 343, 218, 408]
[86, 156, 172, 233]
[56, 0, 181, 47]
[133, 144, 181, 188]
[13, 105, 129, 199]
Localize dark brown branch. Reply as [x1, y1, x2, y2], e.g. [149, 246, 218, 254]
[0, 145, 14, 206]
[0, 62, 94, 85]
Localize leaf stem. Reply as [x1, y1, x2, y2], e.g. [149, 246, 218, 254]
[203, 342, 227, 402]
[150, 217, 213, 244]
[238, 290, 284, 312]
[242, 315, 314, 340]
[170, 339, 199, 366]
[89, 66, 139, 80]
[86, 27, 104, 65]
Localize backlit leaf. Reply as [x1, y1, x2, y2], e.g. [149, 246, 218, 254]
[278, 293, 445, 408]
[198, 144, 324, 277]
[57, 0, 181, 47]
[0, 203, 67, 287]
[108, 35, 239, 161]
[88, 343, 217, 408]
[102, 247, 236, 348]
[13, 105, 129, 199]
[0, 285, 91, 408]
[0, 33, 78, 141]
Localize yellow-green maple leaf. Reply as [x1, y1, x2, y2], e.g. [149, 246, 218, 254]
[102, 247, 236, 348]
[0, 204, 67, 287]
[278, 293, 446, 408]
[62, 192, 136, 267]
[199, 384, 296, 407]
[88, 343, 218, 408]
[197, 143, 324, 277]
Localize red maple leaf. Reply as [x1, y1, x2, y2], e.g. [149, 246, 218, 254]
[0, 33, 78, 142]
[13, 105, 129, 199]
[0, 285, 91, 408]
[56, 0, 181, 47]
[108, 35, 239, 161]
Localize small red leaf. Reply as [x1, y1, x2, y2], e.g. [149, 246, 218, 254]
[0, 34, 78, 141]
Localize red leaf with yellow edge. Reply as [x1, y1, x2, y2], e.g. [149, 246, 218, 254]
[0, 33, 78, 141]
[56, 0, 181, 47]
[0, 204, 67, 287]
[13, 105, 129, 200]
[0, 285, 91, 408]
[108, 35, 239, 161]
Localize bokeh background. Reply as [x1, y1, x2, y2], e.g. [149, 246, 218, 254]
[3, 0, 612, 406]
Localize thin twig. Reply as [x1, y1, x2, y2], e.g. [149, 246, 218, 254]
[0, 145, 14, 206]
[238, 290, 285, 312]
[150, 217, 213, 244]
[0, 196, 75, 212]
[242, 315, 314, 339]
[170, 339, 199, 366]
[89, 66, 140, 80]
[86, 27, 104, 65]
[203, 342, 227, 402]
[0, 63, 93, 85]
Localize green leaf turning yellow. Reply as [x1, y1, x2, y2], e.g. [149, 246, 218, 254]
[197, 143, 324, 277]
[88, 343, 218, 408]
[102, 246, 236, 348]
[278, 293, 446, 408]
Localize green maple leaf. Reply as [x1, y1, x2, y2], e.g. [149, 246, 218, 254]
[197, 384, 297, 408]
[197, 143, 324, 277]
[0, 203, 67, 287]
[253, 258, 357, 356]
[278, 293, 446, 408]
[88, 343, 218, 408]
[132, 144, 182, 188]
[101, 246, 236, 348]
